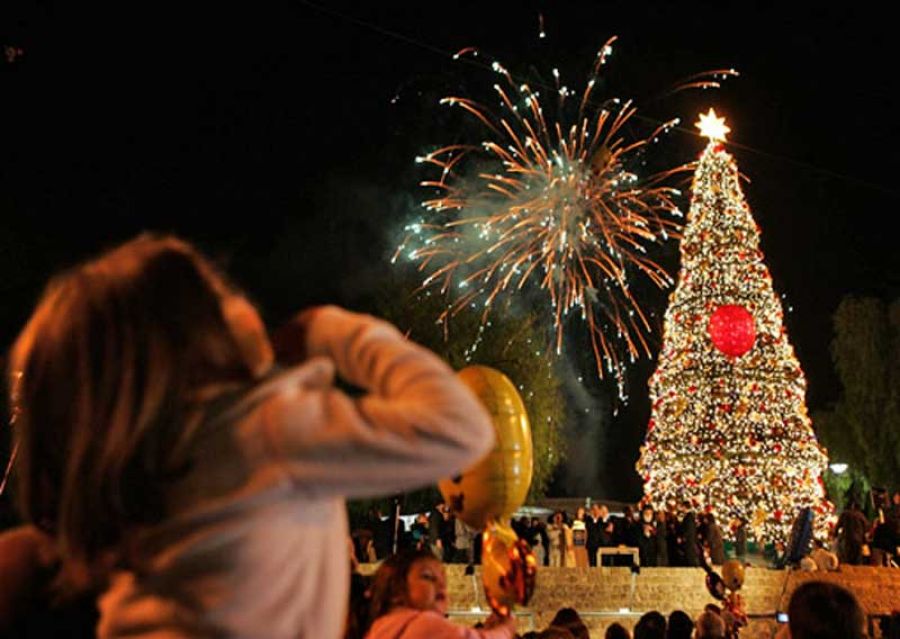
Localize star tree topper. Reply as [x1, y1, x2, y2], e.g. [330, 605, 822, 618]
[696, 108, 731, 142]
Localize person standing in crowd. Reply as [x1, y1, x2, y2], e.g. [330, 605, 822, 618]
[344, 566, 373, 639]
[531, 517, 550, 567]
[870, 505, 899, 567]
[586, 503, 614, 567]
[411, 514, 431, 551]
[429, 502, 445, 558]
[563, 514, 576, 568]
[546, 511, 570, 568]
[455, 517, 477, 566]
[610, 505, 639, 567]
[6, 235, 496, 639]
[438, 504, 458, 563]
[571, 507, 589, 568]
[732, 518, 748, 560]
[701, 513, 725, 566]
[618, 506, 640, 545]
[638, 506, 658, 567]
[512, 516, 528, 540]
[678, 502, 700, 567]
[835, 501, 869, 565]
[655, 510, 669, 567]
[666, 502, 683, 566]
[370, 507, 393, 560]
[352, 527, 378, 564]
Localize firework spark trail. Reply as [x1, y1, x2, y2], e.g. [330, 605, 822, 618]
[395, 37, 737, 397]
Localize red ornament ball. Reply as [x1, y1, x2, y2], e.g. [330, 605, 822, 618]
[708, 305, 756, 357]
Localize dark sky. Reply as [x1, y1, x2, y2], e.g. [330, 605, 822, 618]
[1, 1, 897, 500]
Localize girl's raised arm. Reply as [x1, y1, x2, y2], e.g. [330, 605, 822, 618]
[237, 306, 495, 498]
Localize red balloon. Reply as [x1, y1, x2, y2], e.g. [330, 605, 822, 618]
[708, 305, 756, 357]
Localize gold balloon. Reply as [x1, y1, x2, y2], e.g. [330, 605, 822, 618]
[438, 366, 533, 530]
[721, 559, 745, 591]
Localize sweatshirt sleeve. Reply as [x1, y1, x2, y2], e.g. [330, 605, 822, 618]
[247, 306, 495, 499]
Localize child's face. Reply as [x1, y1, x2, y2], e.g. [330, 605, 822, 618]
[405, 558, 447, 615]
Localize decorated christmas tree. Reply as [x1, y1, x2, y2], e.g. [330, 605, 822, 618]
[636, 110, 834, 544]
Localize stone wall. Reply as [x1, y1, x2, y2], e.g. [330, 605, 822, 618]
[360, 564, 900, 637]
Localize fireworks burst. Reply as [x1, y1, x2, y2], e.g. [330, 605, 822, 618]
[395, 36, 736, 395]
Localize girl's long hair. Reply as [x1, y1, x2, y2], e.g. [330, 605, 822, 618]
[366, 548, 439, 627]
[8, 234, 263, 589]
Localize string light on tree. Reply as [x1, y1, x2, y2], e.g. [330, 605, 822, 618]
[636, 111, 834, 544]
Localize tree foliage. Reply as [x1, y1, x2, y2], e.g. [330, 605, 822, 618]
[813, 296, 900, 489]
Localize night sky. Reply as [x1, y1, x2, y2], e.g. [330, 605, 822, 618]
[1, 1, 898, 501]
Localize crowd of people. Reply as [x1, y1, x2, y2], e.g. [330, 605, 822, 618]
[832, 496, 900, 568]
[344, 546, 885, 638]
[352, 492, 900, 574]
[352, 500, 732, 570]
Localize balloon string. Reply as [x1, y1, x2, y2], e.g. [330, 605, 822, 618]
[1, 372, 23, 497]
[0, 440, 18, 496]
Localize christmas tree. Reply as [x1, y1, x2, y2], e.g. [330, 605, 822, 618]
[636, 110, 834, 544]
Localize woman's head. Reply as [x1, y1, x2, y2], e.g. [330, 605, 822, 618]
[9, 234, 272, 586]
[549, 607, 589, 639]
[786, 581, 865, 639]
[368, 548, 447, 620]
[605, 622, 630, 639]
[634, 611, 666, 639]
[666, 610, 693, 639]
[694, 611, 725, 639]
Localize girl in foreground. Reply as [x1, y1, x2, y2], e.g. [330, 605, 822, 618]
[8, 234, 494, 638]
[365, 549, 515, 639]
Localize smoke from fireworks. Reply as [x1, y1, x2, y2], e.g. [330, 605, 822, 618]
[394, 36, 736, 396]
